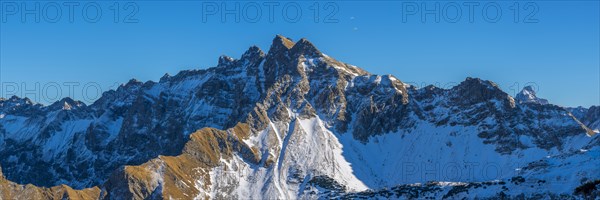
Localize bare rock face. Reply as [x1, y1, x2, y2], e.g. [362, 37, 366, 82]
[101, 125, 260, 199]
[0, 35, 598, 199]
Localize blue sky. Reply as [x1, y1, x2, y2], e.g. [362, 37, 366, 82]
[0, 1, 598, 107]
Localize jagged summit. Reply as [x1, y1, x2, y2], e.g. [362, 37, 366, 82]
[241, 45, 265, 59]
[267, 35, 322, 57]
[449, 77, 514, 106]
[6, 95, 33, 104]
[0, 96, 39, 111]
[457, 77, 500, 89]
[122, 78, 143, 87]
[516, 85, 549, 105]
[217, 55, 235, 67]
[272, 34, 295, 50]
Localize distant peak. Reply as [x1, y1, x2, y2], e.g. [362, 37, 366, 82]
[60, 97, 75, 103]
[8, 95, 21, 101]
[6, 95, 33, 105]
[49, 97, 85, 110]
[516, 85, 549, 105]
[126, 78, 142, 85]
[218, 55, 235, 66]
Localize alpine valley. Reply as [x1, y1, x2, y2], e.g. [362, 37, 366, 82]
[0, 36, 599, 199]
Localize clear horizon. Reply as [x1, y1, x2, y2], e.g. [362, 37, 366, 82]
[1, 1, 598, 107]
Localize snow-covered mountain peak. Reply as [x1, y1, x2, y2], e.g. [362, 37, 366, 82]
[516, 85, 549, 105]
[48, 97, 85, 111]
[0, 36, 598, 199]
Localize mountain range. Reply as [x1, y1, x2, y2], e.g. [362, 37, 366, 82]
[0, 35, 599, 199]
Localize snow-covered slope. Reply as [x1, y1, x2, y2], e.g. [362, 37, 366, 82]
[0, 35, 598, 199]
